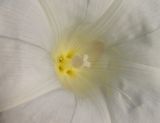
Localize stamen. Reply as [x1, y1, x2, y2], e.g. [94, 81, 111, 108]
[58, 65, 64, 72]
[66, 69, 75, 77]
[66, 51, 74, 59]
[52, 37, 107, 95]
[58, 56, 64, 63]
[55, 50, 80, 78]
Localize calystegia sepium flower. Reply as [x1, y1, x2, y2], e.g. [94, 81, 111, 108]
[1, 0, 160, 123]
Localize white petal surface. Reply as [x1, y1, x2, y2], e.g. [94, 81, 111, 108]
[82, 2, 160, 122]
[107, 32, 160, 123]
[114, 29, 160, 68]
[101, 0, 160, 122]
[99, 0, 160, 46]
[81, 0, 114, 23]
[0, 37, 60, 111]
[0, 90, 75, 123]
[104, 61, 160, 123]
[0, 0, 53, 50]
[72, 90, 111, 123]
[39, 0, 89, 40]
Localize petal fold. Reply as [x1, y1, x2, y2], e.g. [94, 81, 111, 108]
[0, 37, 60, 112]
[0, 0, 52, 51]
[72, 90, 111, 123]
[0, 90, 75, 123]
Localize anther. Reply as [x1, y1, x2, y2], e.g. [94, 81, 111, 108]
[58, 56, 64, 63]
[58, 65, 64, 72]
[66, 69, 74, 76]
[66, 52, 74, 59]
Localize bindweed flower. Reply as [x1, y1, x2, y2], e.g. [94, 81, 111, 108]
[1, 0, 160, 123]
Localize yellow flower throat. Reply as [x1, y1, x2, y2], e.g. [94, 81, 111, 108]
[56, 50, 86, 78]
[52, 34, 107, 95]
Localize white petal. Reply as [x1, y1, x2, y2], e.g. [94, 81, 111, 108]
[104, 18, 160, 123]
[0, 0, 53, 50]
[101, 0, 160, 120]
[39, 0, 89, 40]
[113, 28, 160, 68]
[0, 37, 60, 112]
[0, 90, 75, 123]
[103, 57, 160, 123]
[72, 90, 111, 123]
[82, 0, 114, 23]
[92, 0, 160, 46]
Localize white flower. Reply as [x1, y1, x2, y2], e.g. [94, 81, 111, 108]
[1, 0, 160, 123]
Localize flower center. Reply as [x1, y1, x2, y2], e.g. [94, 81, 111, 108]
[56, 49, 91, 78]
[52, 36, 107, 95]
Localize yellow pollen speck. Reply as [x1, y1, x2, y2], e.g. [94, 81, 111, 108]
[58, 56, 64, 63]
[58, 65, 64, 72]
[66, 51, 74, 59]
[66, 69, 76, 77]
